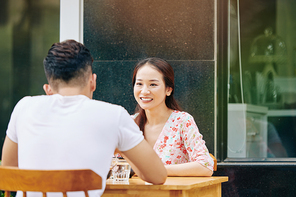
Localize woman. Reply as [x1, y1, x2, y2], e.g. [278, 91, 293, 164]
[131, 57, 213, 176]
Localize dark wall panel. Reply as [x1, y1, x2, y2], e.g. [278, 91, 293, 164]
[93, 61, 136, 114]
[84, 0, 214, 61]
[215, 166, 296, 197]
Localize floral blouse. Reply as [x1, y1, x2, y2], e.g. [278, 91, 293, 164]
[153, 110, 214, 171]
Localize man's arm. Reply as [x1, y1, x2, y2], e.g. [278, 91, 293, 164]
[122, 139, 167, 185]
[1, 136, 18, 166]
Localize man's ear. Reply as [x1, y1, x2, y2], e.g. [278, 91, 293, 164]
[90, 73, 97, 92]
[43, 84, 53, 95]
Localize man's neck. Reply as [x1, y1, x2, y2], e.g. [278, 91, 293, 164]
[45, 73, 96, 99]
[54, 86, 92, 99]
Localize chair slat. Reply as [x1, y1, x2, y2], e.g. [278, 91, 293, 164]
[0, 166, 102, 197]
[210, 153, 217, 171]
[4, 191, 10, 197]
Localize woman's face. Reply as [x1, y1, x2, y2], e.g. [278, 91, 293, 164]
[134, 64, 172, 111]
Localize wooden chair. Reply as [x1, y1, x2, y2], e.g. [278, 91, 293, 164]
[209, 153, 217, 171]
[0, 166, 102, 197]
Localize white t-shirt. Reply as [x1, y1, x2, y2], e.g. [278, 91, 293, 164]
[6, 94, 144, 197]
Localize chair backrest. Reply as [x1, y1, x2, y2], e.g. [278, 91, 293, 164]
[0, 166, 102, 197]
[209, 153, 217, 171]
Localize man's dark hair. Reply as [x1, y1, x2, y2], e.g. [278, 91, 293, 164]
[43, 39, 93, 89]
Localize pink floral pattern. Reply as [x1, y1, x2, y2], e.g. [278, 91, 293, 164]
[154, 111, 214, 171]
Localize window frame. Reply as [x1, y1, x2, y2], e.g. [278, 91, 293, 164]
[60, 0, 84, 42]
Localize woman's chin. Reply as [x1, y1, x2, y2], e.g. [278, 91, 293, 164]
[139, 104, 152, 110]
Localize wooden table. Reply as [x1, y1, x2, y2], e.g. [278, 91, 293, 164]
[102, 176, 228, 197]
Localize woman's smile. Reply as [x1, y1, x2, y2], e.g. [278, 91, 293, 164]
[140, 97, 153, 102]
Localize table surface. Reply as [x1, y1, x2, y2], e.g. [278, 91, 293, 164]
[105, 176, 228, 190]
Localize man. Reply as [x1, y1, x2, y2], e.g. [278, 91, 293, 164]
[1, 40, 167, 197]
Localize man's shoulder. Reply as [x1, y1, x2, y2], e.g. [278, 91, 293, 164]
[17, 94, 63, 105]
[17, 95, 46, 104]
[17, 95, 128, 115]
[88, 99, 125, 111]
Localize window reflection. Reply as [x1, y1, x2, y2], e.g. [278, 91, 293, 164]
[0, 0, 59, 156]
[228, 0, 296, 159]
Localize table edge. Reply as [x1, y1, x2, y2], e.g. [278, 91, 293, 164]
[105, 176, 228, 190]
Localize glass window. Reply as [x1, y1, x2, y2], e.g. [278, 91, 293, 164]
[228, 0, 296, 159]
[0, 0, 60, 157]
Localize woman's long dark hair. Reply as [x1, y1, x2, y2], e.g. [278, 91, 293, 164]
[132, 57, 181, 132]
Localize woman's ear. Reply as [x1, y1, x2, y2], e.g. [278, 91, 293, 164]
[43, 84, 53, 95]
[166, 87, 173, 96]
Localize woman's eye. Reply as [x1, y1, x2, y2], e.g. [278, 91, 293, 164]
[150, 83, 157, 86]
[135, 82, 142, 86]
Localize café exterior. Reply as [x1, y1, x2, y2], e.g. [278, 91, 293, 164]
[0, 0, 296, 196]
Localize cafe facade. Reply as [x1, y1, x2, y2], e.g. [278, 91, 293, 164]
[1, 0, 296, 196]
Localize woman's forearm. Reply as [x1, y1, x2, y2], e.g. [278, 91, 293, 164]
[165, 162, 213, 177]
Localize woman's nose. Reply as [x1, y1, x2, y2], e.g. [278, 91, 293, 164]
[141, 85, 150, 94]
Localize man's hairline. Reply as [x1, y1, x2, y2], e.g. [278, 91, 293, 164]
[46, 66, 93, 91]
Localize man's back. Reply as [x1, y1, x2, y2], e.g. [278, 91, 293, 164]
[6, 94, 144, 197]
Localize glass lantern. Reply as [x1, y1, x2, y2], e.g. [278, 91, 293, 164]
[249, 27, 287, 106]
